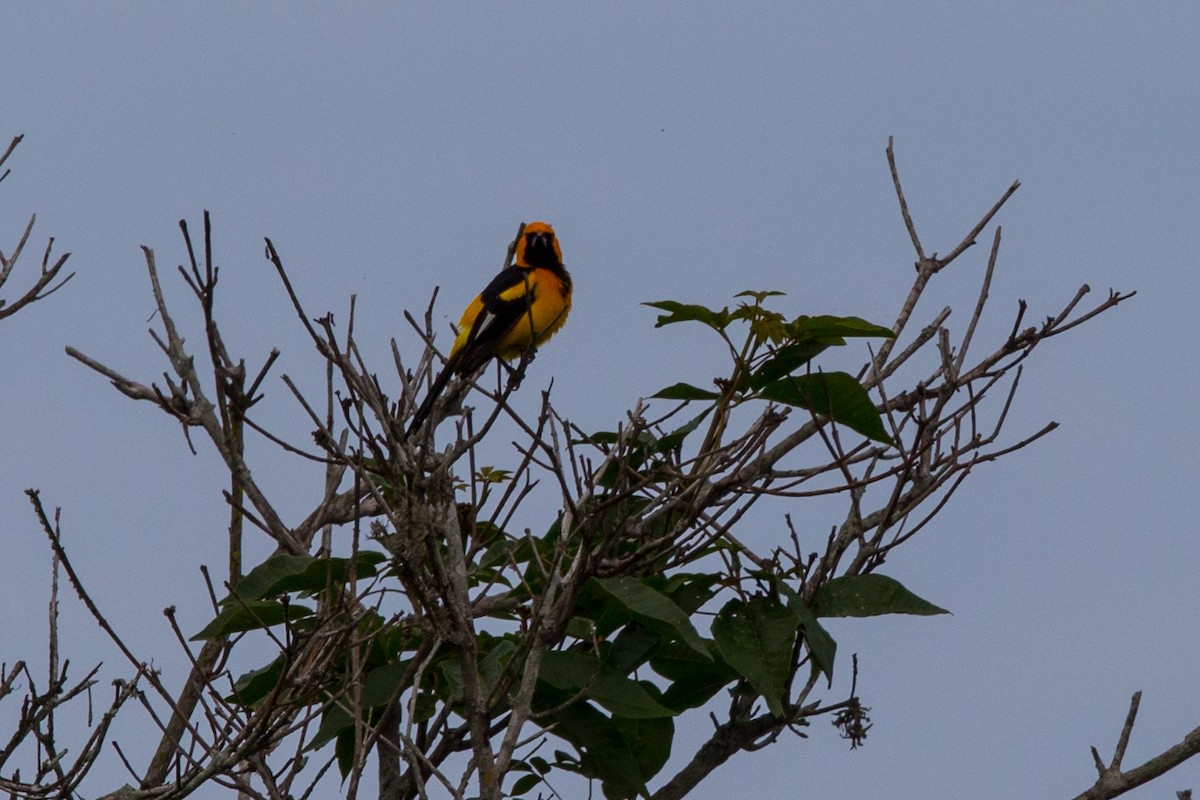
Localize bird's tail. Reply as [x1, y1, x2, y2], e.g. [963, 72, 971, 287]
[406, 358, 458, 439]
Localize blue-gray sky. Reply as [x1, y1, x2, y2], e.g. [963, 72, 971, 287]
[2, 4, 1198, 798]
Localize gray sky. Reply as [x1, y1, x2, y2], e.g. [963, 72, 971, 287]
[2, 3, 1198, 798]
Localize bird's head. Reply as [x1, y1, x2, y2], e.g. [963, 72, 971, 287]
[516, 221, 563, 268]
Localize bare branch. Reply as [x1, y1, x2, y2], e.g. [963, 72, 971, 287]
[1072, 692, 1200, 800]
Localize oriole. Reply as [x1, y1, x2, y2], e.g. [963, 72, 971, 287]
[407, 221, 572, 437]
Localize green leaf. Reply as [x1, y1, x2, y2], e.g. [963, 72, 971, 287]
[565, 616, 598, 641]
[548, 701, 648, 797]
[745, 310, 789, 344]
[813, 574, 950, 618]
[710, 597, 800, 717]
[660, 666, 735, 711]
[230, 554, 315, 600]
[478, 536, 522, 571]
[658, 572, 721, 615]
[651, 644, 738, 711]
[469, 520, 505, 552]
[510, 773, 542, 796]
[651, 382, 719, 401]
[605, 624, 663, 674]
[789, 314, 895, 340]
[226, 656, 285, 706]
[614, 714, 674, 784]
[335, 727, 355, 778]
[746, 341, 834, 389]
[580, 429, 620, 446]
[438, 655, 465, 703]
[479, 637, 519, 695]
[758, 371, 893, 445]
[734, 289, 786, 302]
[643, 300, 731, 330]
[230, 551, 387, 601]
[191, 600, 313, 641]
[540, 651, 675, 719]
[411, 690, 436, 723]
[476, 465, 512, 484]
[785, 593, 836, 684]
[362, 662, 409, 709]
[590, 577, 711, 661]
[653, 409, 710, 453]
[308, 700, 355, 751]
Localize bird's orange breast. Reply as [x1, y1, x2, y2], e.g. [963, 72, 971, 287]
[492, 267, 572, 360]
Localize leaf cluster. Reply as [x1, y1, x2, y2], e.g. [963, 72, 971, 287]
[204, 545, 944, 798]
[646, 295, 895, 445]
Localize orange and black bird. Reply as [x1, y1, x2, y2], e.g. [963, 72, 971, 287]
[407, 221, 572, 437]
